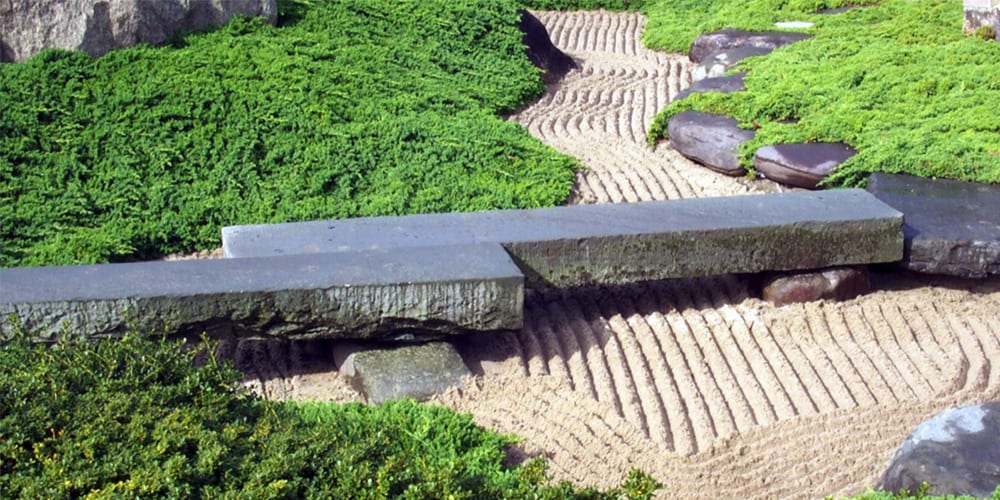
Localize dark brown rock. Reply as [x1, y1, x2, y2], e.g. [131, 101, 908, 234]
[754, 142, 857, 189]
[674, 72, 746, 102]
[667, 111, 754, 176]
[689, 29, 812, 63]
[0, 0, 278, 63]
[762, 266, 870, 306]
[519, 9, 577, 84]
[878, 402, 1000, 498]
[867, 172, 1000, 278]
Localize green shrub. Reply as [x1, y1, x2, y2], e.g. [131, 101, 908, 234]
[0, 0, 579, 268]
[646, 0, 1000, 187]
[835, 482, 1000, 499]
[0, 332, 659, 498]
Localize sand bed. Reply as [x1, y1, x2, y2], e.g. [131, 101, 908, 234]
[222, 11, 1000, 498]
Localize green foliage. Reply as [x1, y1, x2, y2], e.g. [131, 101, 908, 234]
[646, 0, 1000, 187]
[0, 0, 579, 268]
[0, 332, 659, 498]
[834, 482, 1000, 499]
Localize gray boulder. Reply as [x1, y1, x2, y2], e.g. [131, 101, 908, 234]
[754, 142, 856, 189]
[674, 72, 746, 102]
[0, 0, 278, 63]
[878, 402, 1000, 498]
[667, 111, 754, 176]
[692, 46, 771, 82]
[689, 29, 812, 63]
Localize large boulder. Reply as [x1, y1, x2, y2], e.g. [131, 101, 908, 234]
[878, 402, 1000, 498]
[519, 9, 577, 84]
[689, 29, 812, 63]
[691, 46, 771, 82]
[667, 111, 754, 176]
[753, 142, 856, 189]
[0, 0, 278, 63]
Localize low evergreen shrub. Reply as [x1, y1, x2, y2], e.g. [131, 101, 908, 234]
[0, 331, 659, 498]
[645, 0, 1000, 187]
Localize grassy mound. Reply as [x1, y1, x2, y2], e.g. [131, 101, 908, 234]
[0, 332, 658, 498]
[644, 0, 1000, 187]
[0, 0, 579, 268]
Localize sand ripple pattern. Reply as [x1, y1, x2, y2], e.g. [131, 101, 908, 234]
[509, 11, 769, 202]
[444, 274, 1000, 497]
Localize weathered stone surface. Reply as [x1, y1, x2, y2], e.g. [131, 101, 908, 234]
[334, 340, 471, 404]
[878, 402, 1000, 498]
[692, 47, 771, 82]
[519, 9, 577, 84]
[754, 142, 857, 189]
[674, 72, 746, 102]
[762, 266, 870, 306]
[0, 0, 278, 63]
[689, 29, 812, 63]
[0, 243, 524, 341]
[867, 173, 1000, 278]
[224, 189, 904, 289]
[667, 111, 754, 176]
[964, 0, 1000, 41]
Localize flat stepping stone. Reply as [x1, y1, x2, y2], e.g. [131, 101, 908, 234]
[754, 142, 857, 189]
[867, 172, 1000, 278]
[878, 402, 1000, 498]
[689, 29, 812, 63]
[224, 189, 904, 289]
[674, 72, 746, 102]
[692, 47, 771, 82]
[0, 243, 524, 341]
[334, 340, 471, 404]
[667, 111, 754, 176]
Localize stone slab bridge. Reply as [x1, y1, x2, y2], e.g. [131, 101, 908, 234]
[1, 189, 902, 342]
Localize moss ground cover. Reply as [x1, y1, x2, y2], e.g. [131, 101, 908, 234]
[0, 332, 658, 498]
[0, 0, 579, 268]
[644, 0, 1000, 187]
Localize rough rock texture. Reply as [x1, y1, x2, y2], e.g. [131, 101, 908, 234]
[0, 244, 525, 341]
[867, 172, 1000, 278]
[334, 341, 471, 404]
[754, 142, 857, 189]
[0, 0, 278, 62]
[878, 402, 1000, 498]
[674, 72, 746, 102]
[519, 9, 577, 84]
[688, 29, 812, 63]
[667, 111, 754, 176]
[692, 47, 771, 82]
[964, 0, 1000, 41]
[762, 266, 870, 306]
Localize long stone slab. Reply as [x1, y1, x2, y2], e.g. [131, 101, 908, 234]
[0, 243, 524, 341]
[224, 189, 904, 288]
[867, 172, 1000, 278]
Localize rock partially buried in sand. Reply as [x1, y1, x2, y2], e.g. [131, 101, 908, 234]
[673, 72, 746, 102]
[334, 340, 471, 404]
[762, 266, 870, 306]
[667, 111, 754, 176]
[754, 142, 857, 189]
[878, 402, 1000, 498]
[688, 29, 812, 63]
[519, 9, 577, 84]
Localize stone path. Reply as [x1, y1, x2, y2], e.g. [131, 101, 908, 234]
[227, 10, 1000, 498]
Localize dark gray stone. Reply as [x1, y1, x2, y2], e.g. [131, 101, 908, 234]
[674, 73, 746, 102]
[519, 9, 577, 84]
[878, 402, 1000, 498]
[692, 47, 771, 82]
[224, 190, 904, 289]
[867, 173, 1000, 278]
[0, 0, 278, 63]
[689, 29, 812, 63]
[754, 142, 857, 189]
[762, 266, 870, 306]
[0, 243, 524, 341]
[667, 111, 754, 176]
[334, 341, 471, 404]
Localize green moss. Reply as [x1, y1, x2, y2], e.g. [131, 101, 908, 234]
[0, 0, 579, 268]
[646, 0, 1000, 187]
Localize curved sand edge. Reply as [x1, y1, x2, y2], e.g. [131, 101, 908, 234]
[226, 11, 1000, 498]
